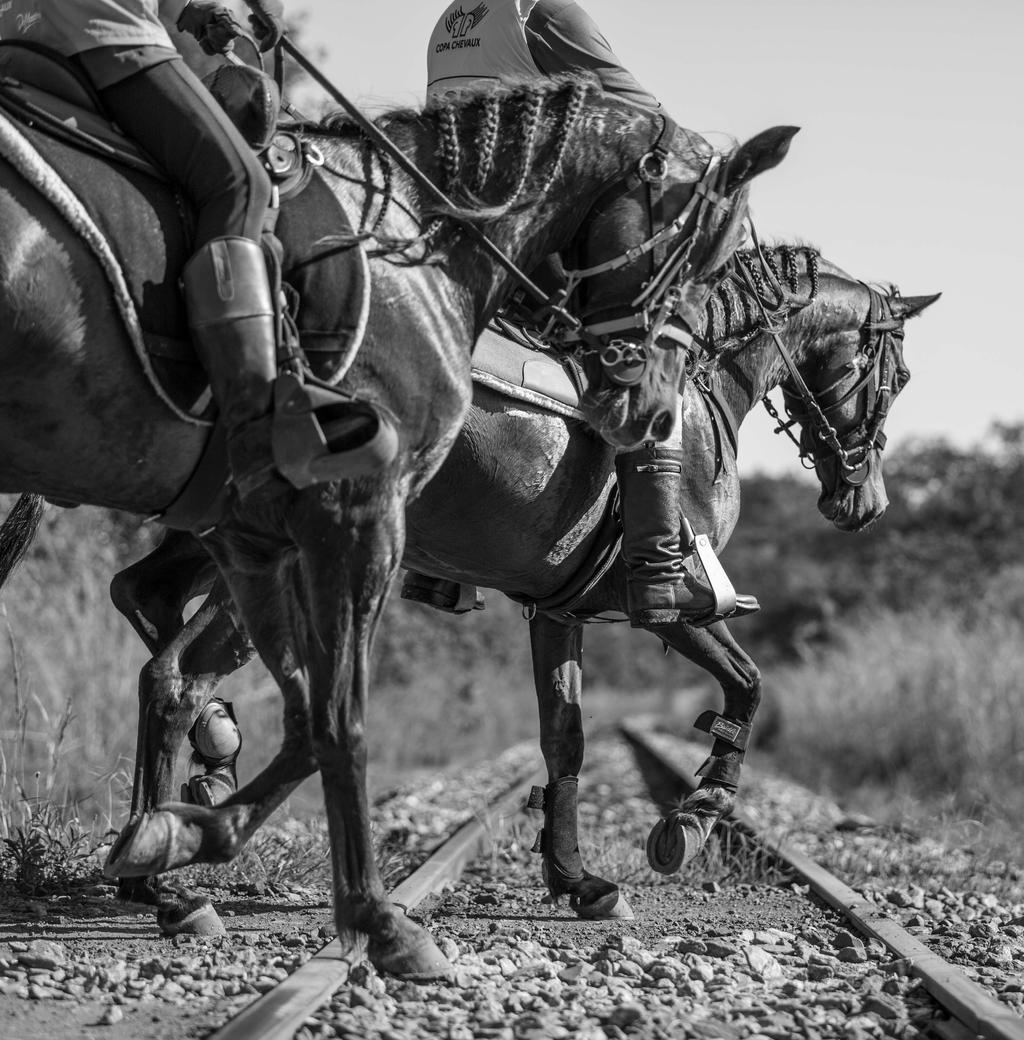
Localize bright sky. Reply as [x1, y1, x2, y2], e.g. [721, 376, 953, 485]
[287, 0, 1022, 475]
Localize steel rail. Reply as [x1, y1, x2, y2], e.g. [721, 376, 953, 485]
[620, 722, 1024, 1040]
[209, 764, 541, 1040]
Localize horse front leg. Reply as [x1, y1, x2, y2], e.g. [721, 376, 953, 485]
[643, 618, 761, 873]
[529, 614, 632, 920]
[300, 492, 452, 981]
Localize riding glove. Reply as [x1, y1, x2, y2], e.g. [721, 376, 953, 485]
[246, 0, 286, 52]
[177, 1, 238, 56]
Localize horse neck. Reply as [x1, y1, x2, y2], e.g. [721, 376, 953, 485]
[712, 254, 869, 429]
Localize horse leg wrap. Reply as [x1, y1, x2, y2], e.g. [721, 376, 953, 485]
[527, 778, 625, 918]
[528, 777, 584, 881]
[181, 699, 241, 807]
[693, 711, 751, 792]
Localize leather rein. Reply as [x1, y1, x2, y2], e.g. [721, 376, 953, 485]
[737, 243, 906, 487]
[551, 115, 734, 386]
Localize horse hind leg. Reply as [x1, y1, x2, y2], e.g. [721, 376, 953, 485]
[110, 530, 217, 655]
[106, 563, 315, 882]
[116, 580, 254, 928]
[529, 615, 633, 920]
[642, 618, 761, 874]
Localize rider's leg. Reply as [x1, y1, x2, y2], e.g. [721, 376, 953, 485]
[614, 397, 750, 627]
[615, 444, 720, 626]
[92, 54, 360, 496]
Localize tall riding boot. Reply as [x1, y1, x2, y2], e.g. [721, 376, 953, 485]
[615, 445, 754, 627]
[182, 236, 280, 498]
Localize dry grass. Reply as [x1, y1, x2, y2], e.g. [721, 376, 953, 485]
[768, 605, 1024, 836]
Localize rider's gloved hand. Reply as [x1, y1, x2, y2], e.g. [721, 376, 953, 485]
[246, 0, 286, 52]
[177, 1, 238, 56]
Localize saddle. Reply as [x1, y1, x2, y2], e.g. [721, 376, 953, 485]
[409, 325, 744, 621]
[0, 41, 368, 423]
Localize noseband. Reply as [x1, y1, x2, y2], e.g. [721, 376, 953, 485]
[552, 115, 735, 387]
[761, 282, 907, 488]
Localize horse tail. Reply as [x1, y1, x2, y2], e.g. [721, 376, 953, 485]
[0, 494, 45, 590]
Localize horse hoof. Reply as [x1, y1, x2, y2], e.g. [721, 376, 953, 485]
[646, 813, 705, 874]
[368, 916, 453, 982]
[115, 877, 161, 907]
[157, 895, 226, 938]
[104, 808, 189, 878]
[573, 888, 635, 921]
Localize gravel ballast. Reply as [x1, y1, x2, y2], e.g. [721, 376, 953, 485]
[1, 732, 1021, 1039]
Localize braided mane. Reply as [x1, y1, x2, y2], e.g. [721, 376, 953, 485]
[699, 245, 820, 355]
[305, 77, 598, 225]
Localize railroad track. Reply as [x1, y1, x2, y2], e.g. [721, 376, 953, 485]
[209, 763, 541, 1040]
[3, 728, 1021, 1040]
[204, 725, 1024, 1040]
[621, 722, 1024, 1040]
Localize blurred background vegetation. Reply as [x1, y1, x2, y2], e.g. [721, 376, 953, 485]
[2, 424, 1023, 857]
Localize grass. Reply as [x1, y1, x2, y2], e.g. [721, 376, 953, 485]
[2, 500, 1023, 896]
[766, 603, 1024, 860]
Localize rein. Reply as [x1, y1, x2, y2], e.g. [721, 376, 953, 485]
[554, 140, 732, 386]
[776, 286, 904, 486]
[544, 112, 735, 387]
[734, 242, 906, 486]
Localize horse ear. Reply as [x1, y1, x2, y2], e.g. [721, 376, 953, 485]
[725, 126, 800, 195]
[891, 293, 941, 319]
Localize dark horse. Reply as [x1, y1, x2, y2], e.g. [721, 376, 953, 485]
[0, 75, 793, 977]
[6, 246, 935, 926]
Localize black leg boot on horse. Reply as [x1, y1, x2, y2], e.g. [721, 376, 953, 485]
[529, 777, 633, 920]
[615, 445, 759, 627]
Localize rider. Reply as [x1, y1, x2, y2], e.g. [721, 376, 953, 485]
[424, 0, 742, 627]
[0, 1, 362, 502]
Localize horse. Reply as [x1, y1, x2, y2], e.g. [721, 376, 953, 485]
[11, 245, 934, 928]
[0, 72, 792, 978]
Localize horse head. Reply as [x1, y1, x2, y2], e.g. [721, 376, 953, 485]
[789, 287, 940, 531]
[571, 125, 799, 448]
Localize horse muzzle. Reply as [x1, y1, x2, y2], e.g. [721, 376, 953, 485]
[817, 458, 888, 532]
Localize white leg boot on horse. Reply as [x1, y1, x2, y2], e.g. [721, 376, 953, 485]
[181, 698, 242, 807]
[614, 445, 759, 628]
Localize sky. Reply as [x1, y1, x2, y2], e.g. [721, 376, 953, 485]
[280, 0, 1023, 476]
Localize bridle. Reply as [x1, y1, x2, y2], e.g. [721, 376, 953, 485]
[544, 114, 737, 387]
[742, 251, 909, 488]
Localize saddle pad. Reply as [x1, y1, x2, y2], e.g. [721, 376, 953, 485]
[0, 79, 369, 423]
[471, 326, 587, 420]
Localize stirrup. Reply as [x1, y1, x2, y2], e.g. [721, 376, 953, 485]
[683, 518, 737, 618]
[271, 372, 399, 489]
[630, 522, 761, 628]
[401, 573, 485, 614]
